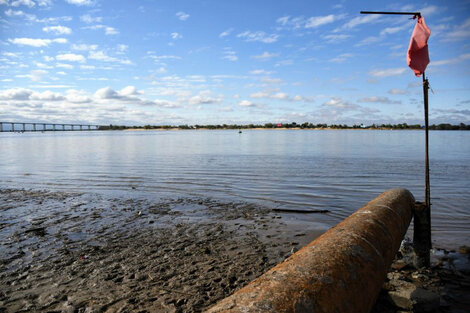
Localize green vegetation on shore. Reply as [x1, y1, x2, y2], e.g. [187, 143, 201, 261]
[99, 122, 470, 131]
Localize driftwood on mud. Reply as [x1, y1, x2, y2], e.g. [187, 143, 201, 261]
[272, 208, 329, 214]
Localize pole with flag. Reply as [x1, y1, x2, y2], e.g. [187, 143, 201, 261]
[360, 11, 432, 267]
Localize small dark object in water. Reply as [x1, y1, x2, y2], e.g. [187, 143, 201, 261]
[272, 208, 329, 214]
[25, 227, 47, 236]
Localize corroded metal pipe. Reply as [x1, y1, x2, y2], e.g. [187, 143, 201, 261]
[207, 188, 415, 313]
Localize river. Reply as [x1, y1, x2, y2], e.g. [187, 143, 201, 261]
[1, 129, 469, 249]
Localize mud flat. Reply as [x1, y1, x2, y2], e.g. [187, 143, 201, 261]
[1, 188, 468, 312]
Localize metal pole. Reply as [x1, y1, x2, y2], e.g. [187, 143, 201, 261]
[423, 73, 430, 212]
[361, 9, 431, 268]
[11, 123, 14, 132]
[33, 123, 36, 131]
[413, 72, 432, 268]
[360, 11, 421, 17]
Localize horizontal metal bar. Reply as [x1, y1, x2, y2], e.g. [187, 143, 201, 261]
[360, 11, 421, 16]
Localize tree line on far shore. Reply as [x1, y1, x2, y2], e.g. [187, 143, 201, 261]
[98, 122, 470, 131]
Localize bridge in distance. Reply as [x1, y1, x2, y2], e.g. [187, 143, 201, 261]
[0, 121, 102, 132]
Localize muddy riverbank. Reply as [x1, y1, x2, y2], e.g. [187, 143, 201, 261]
[1, 188, 469, 312]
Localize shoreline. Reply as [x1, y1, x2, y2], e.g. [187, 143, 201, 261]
[122, 127, 432, 131]
[1, 188, 469, 312]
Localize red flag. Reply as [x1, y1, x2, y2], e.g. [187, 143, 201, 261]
[407, 16, 431, 76]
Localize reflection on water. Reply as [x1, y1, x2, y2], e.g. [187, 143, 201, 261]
[1, 129, 469, 248]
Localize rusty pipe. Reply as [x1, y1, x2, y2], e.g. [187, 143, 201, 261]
[207, 188, 415, 313]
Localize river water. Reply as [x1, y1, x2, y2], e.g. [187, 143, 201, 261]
[1, 129, 469, 249]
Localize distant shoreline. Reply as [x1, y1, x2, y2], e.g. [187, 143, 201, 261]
[97, 122, 469, 131]
[120, 127, 466, 131]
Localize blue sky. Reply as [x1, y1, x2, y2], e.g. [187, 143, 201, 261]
[1, 0, 469, 126]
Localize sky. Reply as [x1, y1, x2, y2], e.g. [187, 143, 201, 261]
[1, 0, 469, 126]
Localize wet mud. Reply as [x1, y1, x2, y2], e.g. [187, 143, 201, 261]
[1, 188, 468, 313]
[0, 189, 308, 312]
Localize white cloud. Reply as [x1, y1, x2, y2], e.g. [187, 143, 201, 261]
[66, 89, 91, 103]
[442, 18, 470, 42]
[19, 69, 48, 82]
[0, 88, 33, 100]
[340, 14, 380, 30]
[355, 36, 382, 47]
[35, 16, 73, 24]
[11, 0, 35, 8]
[8, 37, 67, 47]
[37, 0, 52, 6]
[56, 63, 74, 69]
[276, 16, 290, 25]
[237, 31, 279, 43]
[171, 32, 183, 40]
[83, 25, 119, 35]
[119, 85, 141, 96]
[250, 91, 270, 98]
[260, 77, 283, 84]
[117, 44, 128, 52]
[188, 90, 222, 105]
[30, 90, 65, 101]
[388, 89, 407, 95]
[147, 53, 182, 64]
[329, 53, 353, 63]
[105, 27, 118, 35]
[80, 65, 95, 70]
[271, 92, 289, 100]
[88, 50, 131, 65]
[94, 86, 145, 100]
[322, 34, 351, 43]
[72, 43, 98, 51]
[420, 5, 439, 17]
[5, 9, 25, 16]
[380, 26, 406, 36]
[35, 62, 53, 69]
[251, 51, 279, 60]
[222, 49, 238, 61]
[323, 97, 358, 110]
[56, 53, 85, 63]
[219, 28, 234, 38]
[277, 14, 344, 30]
[305, 15, 337, 28]
[65, 0, 93, 6]
[239, 100, 255, 107]
[369, 67, 407, 78]
[3, 52, 20, 58]
[249, 90, 313, 102]
[43, 25, 72, 35]
[431, 53, 470, 66]
[358, 96, 401, 104]
[275, 59, 293, 67]
[176, 11, 189, 21]
[249, 69, 273, 75]
[80, 14, 102, 23]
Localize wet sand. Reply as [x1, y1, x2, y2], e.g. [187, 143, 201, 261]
[0, 189, 316, 312]
[1, 189, 469, 312]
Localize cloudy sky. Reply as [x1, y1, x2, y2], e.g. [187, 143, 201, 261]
[1, 0, 469, 126]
